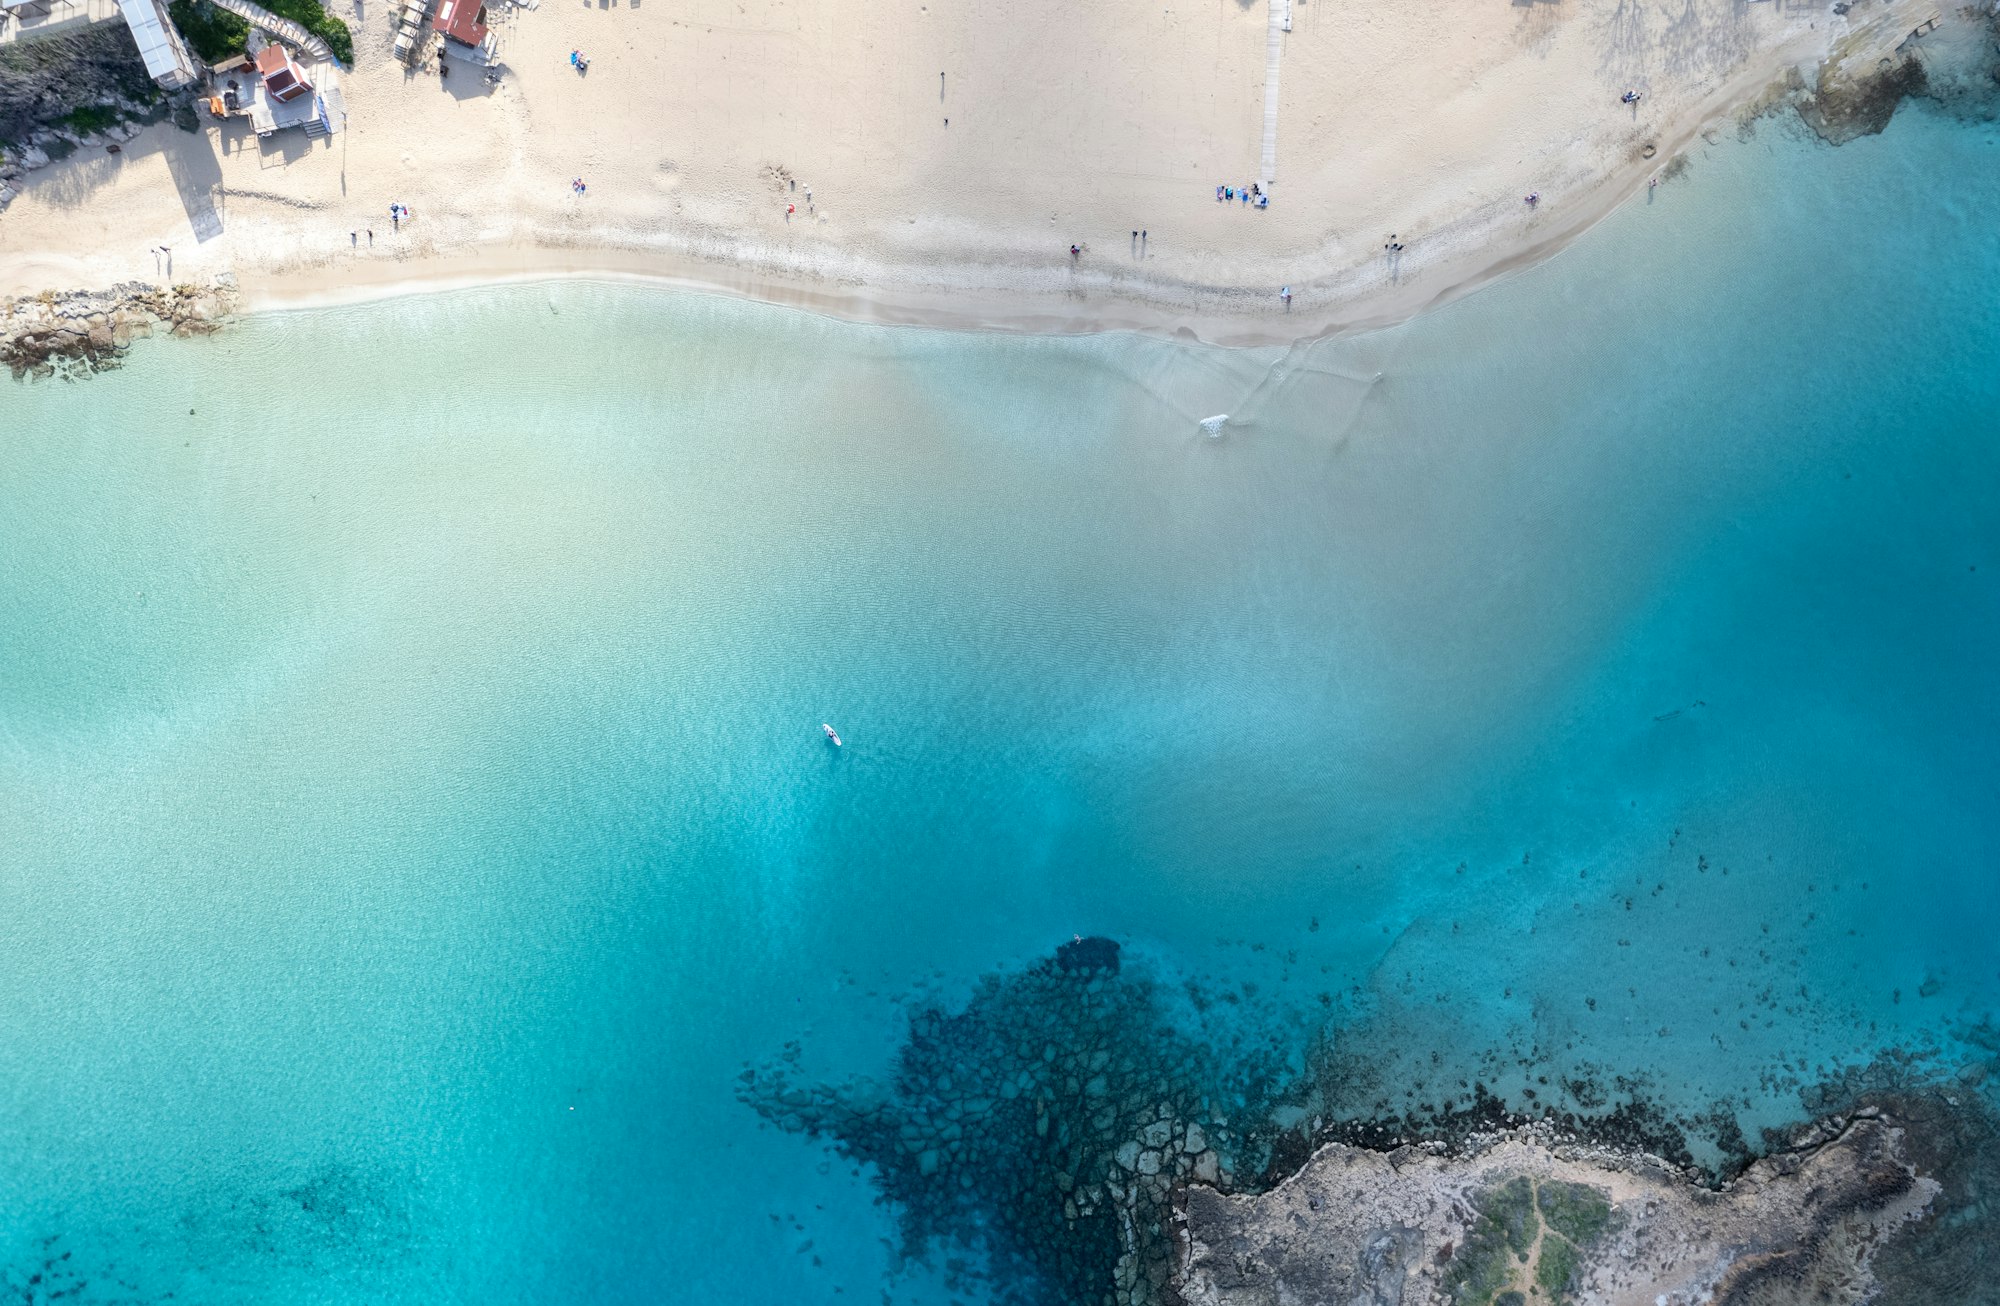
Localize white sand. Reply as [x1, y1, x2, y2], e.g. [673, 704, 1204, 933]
[0, 0, 1943, 340]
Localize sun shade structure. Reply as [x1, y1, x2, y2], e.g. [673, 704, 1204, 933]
[115, 0, 197, 88]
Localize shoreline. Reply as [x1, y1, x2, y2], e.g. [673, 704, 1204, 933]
[78, 72, 1785, 348]
[201, 100, 1750, 347]
[7, 0, 1940, 347]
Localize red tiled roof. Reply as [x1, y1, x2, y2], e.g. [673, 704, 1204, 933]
[255, 44, 312, 101]
[432, 0, 488, 47]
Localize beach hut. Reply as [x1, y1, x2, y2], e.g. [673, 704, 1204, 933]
[255, 43, 313, 103]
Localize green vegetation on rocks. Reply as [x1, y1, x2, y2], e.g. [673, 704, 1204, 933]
[1532, 1233, 1579, 1297]
[1536, 1179, 1615, 1247]
[56, 103, 123, 135]
[168, 0, 250, 63]
[1445, 1176, 1616, 1306]
[1444, 1177, 1538, 1304]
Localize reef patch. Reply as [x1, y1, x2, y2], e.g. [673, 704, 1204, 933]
[739, 939, 1307, 1306]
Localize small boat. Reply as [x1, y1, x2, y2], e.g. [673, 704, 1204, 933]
[822, 723, 842, 747]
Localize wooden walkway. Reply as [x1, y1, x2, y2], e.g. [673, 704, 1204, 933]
[1259, 0, 1288, 187]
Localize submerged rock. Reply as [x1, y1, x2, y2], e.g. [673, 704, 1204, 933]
[739, 939, 1302, 1306]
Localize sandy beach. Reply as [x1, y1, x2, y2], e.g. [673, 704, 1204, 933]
[0, 0, 1951, 339]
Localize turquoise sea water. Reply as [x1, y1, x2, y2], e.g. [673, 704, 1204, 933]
[2, 105, 1998, 1302]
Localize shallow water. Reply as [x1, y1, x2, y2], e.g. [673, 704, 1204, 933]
[1, 106, 1997, 1302]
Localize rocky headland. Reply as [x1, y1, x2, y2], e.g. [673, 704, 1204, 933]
[1179, 1109, 1936, 1306]
[0, 277, 235, 378]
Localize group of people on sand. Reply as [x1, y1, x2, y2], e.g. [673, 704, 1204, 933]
[571, 177, 588, 194]
[1215, 182, 1269, 209]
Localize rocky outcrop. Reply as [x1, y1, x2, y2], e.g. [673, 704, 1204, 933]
[1177, 1110, 1938, 1306]
[1798, 55, 1928, 144]
[1794, 3, 2000, 145]
[1, 278, 236, 378]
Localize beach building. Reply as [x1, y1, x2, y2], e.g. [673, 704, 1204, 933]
[206, 35, 343, 136]
[431, 0, 497, 64]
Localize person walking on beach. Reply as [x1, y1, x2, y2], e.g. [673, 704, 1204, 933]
[1280, 285, 1292, 309]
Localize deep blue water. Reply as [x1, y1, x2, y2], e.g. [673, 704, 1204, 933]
[0, 105, 1997, 1302]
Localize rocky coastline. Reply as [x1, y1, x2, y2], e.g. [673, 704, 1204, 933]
[0, 277, 236, 378]
[742, 939, 1998, 1306]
